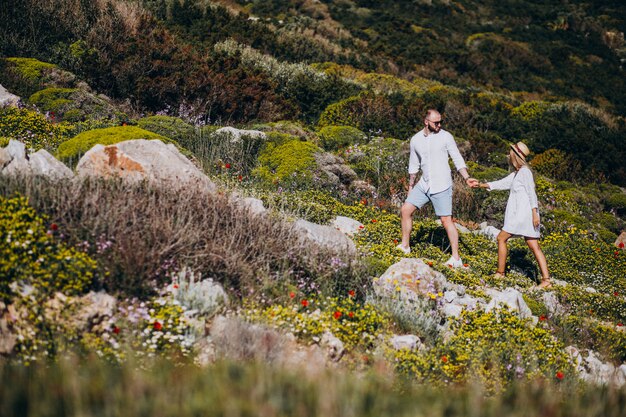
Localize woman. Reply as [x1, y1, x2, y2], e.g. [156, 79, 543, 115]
[475, 142, 551, 289]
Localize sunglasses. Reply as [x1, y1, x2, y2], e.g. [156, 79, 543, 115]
[428, 120, 443, 126]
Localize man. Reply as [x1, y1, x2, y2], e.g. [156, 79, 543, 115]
[396, 109, 477, 267]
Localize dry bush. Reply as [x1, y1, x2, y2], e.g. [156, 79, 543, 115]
[0, 176, 362, 299]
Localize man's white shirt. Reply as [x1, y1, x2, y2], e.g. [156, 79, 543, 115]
[408, 129, 467, 194]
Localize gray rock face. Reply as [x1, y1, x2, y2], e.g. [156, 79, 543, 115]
[473, 222, 501, 241]
[0, 139, 73, 179]
[76, 139, 215, 191]
[214, 127, 266, 142]
[330, 216, 363, 237]
[390, 335, 422, 351]
[0, 84, 20, 107]
[374, 258, 458, 302]
[321, 331, 345, 362]
[315, 152, 358, 186]
[240, 197, 267, 216]
[293, 219, 356, 254]
[484, 288, 533, 319]
[29, 149, 74, 179]
[565, 346, 626, 387]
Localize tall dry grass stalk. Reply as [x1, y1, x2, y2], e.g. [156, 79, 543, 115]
[1, 354, 625, 417]
[0, 175, 362, 299]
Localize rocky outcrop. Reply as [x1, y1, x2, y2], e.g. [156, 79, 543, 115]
[0, 140, 73, 179]
[214, 127, 266, 142]
[331, 216, 363, 237]
[0, 84, 21, 107]
[76, 139, 215, 191]
[293, 219, 357, 254]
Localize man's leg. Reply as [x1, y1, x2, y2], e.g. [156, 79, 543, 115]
[400, 202, 417, 249]
[440, 216, 460, 260]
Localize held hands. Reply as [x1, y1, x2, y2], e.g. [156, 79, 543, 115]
[465, 177, 479, 188]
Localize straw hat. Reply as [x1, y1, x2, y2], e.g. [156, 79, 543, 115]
[510, 141, 530, 162]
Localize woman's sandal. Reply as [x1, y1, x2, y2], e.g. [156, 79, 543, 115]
[536, 277, 553, 289]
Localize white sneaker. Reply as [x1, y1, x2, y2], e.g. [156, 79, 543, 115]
[396, 244, 411, 254]
[446, 256, 464, 268]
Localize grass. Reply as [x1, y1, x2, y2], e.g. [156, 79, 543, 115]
[0, 354, 625, 417]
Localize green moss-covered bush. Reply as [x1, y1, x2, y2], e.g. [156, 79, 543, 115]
[317, 125, 368, 151]
[137, 116, 196, 143]
[253, 139, 321, 188]
[28, 87, 76, 112]
[0, 57, 79, 100]
[0, 194, 97, 302]
[56, 126, 169, 162]
[0, 107, 72, 151]
[393, 309, 574, 389]
[530, 149, 582, 182]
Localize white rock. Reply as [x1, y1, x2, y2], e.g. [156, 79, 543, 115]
[293, 219, 356, 253]
[320, 331, 344, 362]
[390, 335, 421, 350]
[331, 216, 363, 237]
[474, 222, 501, 241]
[76, 139, 215, 191]
[214, 127, 266, 142]
[442, 303, 464, 318]
[29, 149, 74, 179]
[0, 84, 20, 107]
[240, 197, 267, 216]
[484, 288, 533, 318]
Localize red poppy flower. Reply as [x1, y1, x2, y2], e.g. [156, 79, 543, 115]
[289, 292, 295, 299]
[153, 321, 162, 331]
[463, 263, 469, 267]
[50, 223, 58, 231]
[441, 355, 448, 363]
[427, 261, 433, 267]
[393, 239, 398, 244]
[348, 312, 354, 318]
[539, 315, 547, 321]
[619, 242, 625, 249]
[333, 311, 342, 319]
[371, 219, 377, 223]
[173, 284, 179, 289]
[614, 291, 619, 297]
[358, 225, 365, 229]
[225, 163, 231, 169]
[301, 299, 309, 307]
[113, 326, 120, 334]
[556, 371, 564, 380]
[615, 251, 620, 255]
[618, 323, 623, 327]
[238, 175, 243, 181]
[348, 290, 355, 297]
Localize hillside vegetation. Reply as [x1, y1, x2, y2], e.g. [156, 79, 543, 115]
[1, 0, 626, 415]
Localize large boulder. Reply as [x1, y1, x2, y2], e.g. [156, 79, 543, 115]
[76, 139, 215, 190]
[330, 216, 363, 237]
[293, 219, 356, 254]
[0, 139, 73, 179]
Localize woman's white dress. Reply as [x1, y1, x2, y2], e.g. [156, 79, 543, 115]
[486, 166, 540, 238]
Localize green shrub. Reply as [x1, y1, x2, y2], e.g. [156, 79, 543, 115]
[0, 194, 97, 302]
[56, 126, 169, 162]
[253, 139, 321, 187]
[604, 192, 626, 217]
[28, 87, 76, 113]
[317, 125, 368, 151]
[393, 309, 574, 389]
[137, 115, 196, 143]
[530, 149, 582, 181]
[0, 107, 72, 151]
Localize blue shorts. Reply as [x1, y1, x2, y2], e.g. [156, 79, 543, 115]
[406, 185, 453, 217]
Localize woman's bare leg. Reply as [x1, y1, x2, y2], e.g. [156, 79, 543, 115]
[496, 230, 513, 275]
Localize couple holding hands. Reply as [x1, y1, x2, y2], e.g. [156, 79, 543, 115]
[396, 109, 552, 289]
